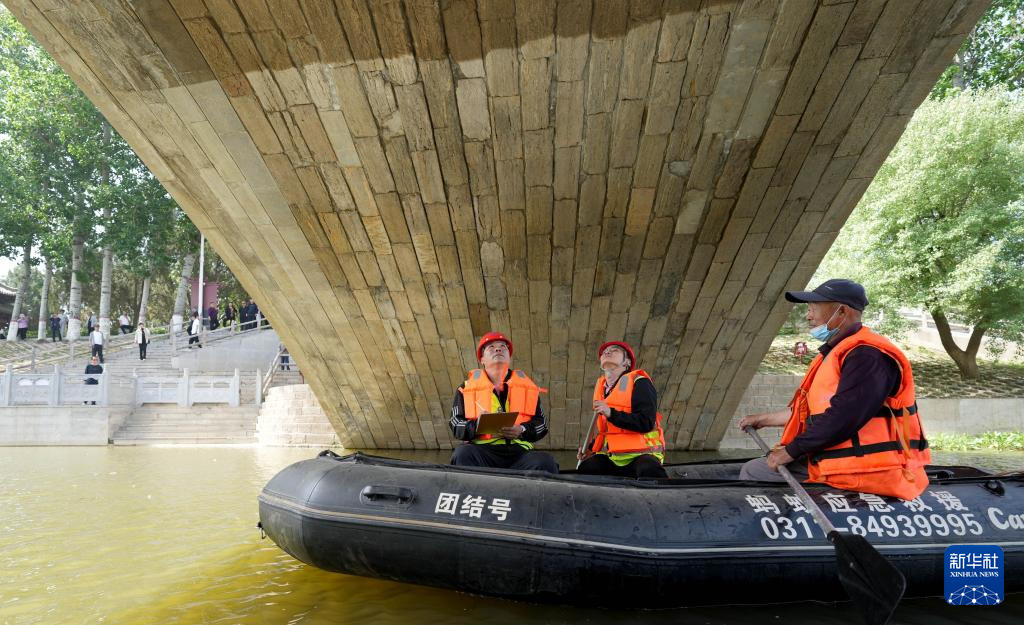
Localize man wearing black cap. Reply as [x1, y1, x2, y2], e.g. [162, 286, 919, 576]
[448, 332, 558, 472]
[738, 279, 931, 500]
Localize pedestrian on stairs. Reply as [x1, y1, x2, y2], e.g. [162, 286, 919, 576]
[189, 312, 202, 348]
[223, 302, 237, 331]
[207, 304, 219, 331]
[84, 356, 102, 405]
[90, 327, 105, 363]
[135, 322, 149, 360]
[49, 312, 62, 342]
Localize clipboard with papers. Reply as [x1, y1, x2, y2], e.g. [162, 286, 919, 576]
[474, 411, 520, 436]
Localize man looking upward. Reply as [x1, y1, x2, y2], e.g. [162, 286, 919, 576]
[448, 332, 558, 473]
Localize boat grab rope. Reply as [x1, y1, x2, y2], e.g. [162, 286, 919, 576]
[258, 492, 1024, 557]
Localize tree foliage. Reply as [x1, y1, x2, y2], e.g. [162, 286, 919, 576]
[932, 0, 1024, 98]
[818, 89, 1024, 378]
[0, 7, 215, 327]
[0, 6, 103, 283]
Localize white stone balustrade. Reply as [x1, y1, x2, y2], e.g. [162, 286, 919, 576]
[134, 368, 240, 407]
[0, 366, 108, 406]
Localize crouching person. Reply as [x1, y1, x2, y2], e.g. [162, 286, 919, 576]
[449, 332, 558, 473]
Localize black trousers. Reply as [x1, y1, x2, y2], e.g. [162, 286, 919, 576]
[450, 443, 558, 473]
[138, 343, 147, 359]
[577, 453, 667, 479]
[188, 334, 201, 347]
[51, 328, 61, 341]
[91, 344, 104, 363]
[17, 328, 27, 340]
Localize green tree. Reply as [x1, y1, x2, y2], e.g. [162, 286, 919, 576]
[1, 261, 44, 325]
[819, 89, 1024, 379]
[932, 0, 1024, 98]
[105, 169, 197, 325]
[0, 7, 107, 339]
[1, 6, 238, 333]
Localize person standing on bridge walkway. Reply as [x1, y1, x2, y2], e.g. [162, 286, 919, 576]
[448, 332, 558, 473]
[737, 279, 930, 500]
[577, 341, 667, 479]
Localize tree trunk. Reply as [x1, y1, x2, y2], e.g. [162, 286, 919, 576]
[36, 260, 52, 341]
[98, 123, 113, 339]
[98, 238, 113, 337]
[138, 274, 151, 325]
[172, 254, 195, 333]
[931, 310, 985, 380]
[951, 52, 966, 90]
[67, 234, 84, 341]
[6, 243, 32, 341]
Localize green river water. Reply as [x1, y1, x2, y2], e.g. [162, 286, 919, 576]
[1, 446, 1021, 625]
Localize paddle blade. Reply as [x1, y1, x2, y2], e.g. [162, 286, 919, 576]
[829, 531, 906, 625]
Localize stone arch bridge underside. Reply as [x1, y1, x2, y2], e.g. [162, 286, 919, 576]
[6, 0, 988, 449]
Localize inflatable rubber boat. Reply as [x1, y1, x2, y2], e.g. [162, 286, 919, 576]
[258, 451, 1023, 608]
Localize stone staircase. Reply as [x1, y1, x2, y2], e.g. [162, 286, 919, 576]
[257, 384, 337, 447]
[112, 405, 258, 445]
[60, 335, 177, 379]
[103, 331, 267, 445]
[267, 368, 303, 388]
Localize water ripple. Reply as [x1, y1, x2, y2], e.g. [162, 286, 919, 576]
[0, 447, 1020, 624]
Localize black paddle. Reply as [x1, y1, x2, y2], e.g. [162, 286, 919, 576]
[575, 411, 599, 469]
[744, 427, 906, 625]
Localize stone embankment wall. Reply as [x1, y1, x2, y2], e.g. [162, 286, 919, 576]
[717, 374, 800, 450]
[0, 406, 132, 445]
[717, 374, 1024, 450]
[258, 375, 1024, 449]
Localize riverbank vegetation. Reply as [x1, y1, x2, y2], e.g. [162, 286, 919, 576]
[760, 336, 1024, 399]
[929, 432, 1024, 452]
[0, 8, 248, 338]
[793, 1, 1024, 381]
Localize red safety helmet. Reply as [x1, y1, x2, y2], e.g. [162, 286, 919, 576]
[598, 341, 636, 370]
[477, 332, 513, 360]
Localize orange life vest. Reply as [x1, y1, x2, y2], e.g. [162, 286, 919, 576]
[590, 370, 666, 459]
[461, 369, 543, 447]
[781, 326, 931, 500]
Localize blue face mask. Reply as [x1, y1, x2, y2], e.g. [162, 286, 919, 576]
[809, 307, 843, 343]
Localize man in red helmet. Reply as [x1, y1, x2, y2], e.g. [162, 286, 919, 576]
[578, 341, 667, 479]
[448, 332, 558, 472]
